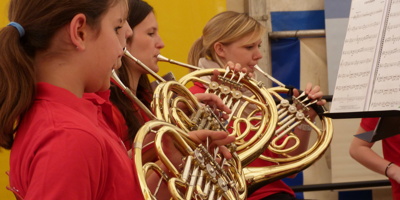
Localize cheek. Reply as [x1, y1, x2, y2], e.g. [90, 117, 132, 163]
[129, 40, 148, 58]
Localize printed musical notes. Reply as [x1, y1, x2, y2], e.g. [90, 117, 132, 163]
[330, 0, 400, 114]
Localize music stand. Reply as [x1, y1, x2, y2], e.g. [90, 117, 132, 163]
[355, 116, 400, 143]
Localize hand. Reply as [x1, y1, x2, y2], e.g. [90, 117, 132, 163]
[188, 130, 235, 159]
[293, 82, 326, 120]
[211, 61, 254, 82]
[194, 93, 231, 120]
[161, 129, 235, 170]
[387, 163, 400, 184]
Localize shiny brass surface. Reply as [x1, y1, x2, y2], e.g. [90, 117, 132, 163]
[112, 50, 250, 199]
[244, 86, 333, 192]
[160, 55, 333, 194]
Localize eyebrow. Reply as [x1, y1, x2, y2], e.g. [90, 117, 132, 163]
[146, 27, 158, 32]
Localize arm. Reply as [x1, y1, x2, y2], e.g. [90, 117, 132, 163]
[349, 126, 400, 183]
[146, 129, 235, 200]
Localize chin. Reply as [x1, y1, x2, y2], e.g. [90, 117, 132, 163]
[100, 82, 111, 92]
[150, 64, 159, 73]
[153, 66, 160, 73]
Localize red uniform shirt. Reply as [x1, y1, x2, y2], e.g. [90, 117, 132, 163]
[9, 83, 143, 200]
[110, 96, 152, 151]
[190, 83, 295, 199]
[360, 118, 400, 199]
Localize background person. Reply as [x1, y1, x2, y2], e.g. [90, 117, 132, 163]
[349, 118, 400, 200]
[0, 0, 234, 199]
[188, 11, 326, 200]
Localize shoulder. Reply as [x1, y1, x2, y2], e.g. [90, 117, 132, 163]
[189, 82, 207, 94]
[360, 117, 379, 132]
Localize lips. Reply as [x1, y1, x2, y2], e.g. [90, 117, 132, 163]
[248, 65, 255, 72]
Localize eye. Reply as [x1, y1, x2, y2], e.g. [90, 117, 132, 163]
[115, 26, 122, 34]
[245, 45, 255, 50]
[148, 32, 155, 37]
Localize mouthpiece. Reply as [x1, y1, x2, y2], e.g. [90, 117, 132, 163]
[254, 65, 285, 87]
[157, 54, 201, 71]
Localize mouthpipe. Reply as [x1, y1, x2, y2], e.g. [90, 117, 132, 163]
[123, 48, 166, 83]
[254, 65, 286, 87]
[157, 54, 201, 71]
[111, 70, 157, 120]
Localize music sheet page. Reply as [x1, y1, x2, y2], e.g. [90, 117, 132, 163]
[369, 0, 400, 111]
[330, 0, 400, 113]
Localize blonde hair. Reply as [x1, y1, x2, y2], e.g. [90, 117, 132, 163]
[188, 11, 266, 67]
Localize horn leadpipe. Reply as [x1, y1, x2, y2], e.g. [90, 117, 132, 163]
[124, 50, 229, 150]
[254, 65, 286, 87]
[123, 48, 166, 83]
[111, 70, 157, 120]
[157, 54, 201, 70]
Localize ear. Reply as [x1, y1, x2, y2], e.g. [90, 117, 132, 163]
[214, 42, 226, 58]
[69, 14, 87, 51]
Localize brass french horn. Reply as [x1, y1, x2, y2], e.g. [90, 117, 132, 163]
[111, 49, 278, 199]
[157, 55, 333, 194]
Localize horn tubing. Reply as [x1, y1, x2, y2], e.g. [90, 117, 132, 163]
[157, 54, 201, 70]
[123, 48, 166, 83]
[110, 70, 157, 120]
[254, 65, 286, 87]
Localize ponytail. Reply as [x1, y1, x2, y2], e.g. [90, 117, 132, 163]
[187, 37, 205, 66]
[0, 25, 35, 149]
[0, 0, 118, 149]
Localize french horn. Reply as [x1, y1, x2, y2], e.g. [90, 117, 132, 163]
[157, 55, 333, 194]
[111, 49, 279, 199]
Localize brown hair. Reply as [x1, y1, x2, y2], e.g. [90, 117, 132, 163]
[110, 0, 154, 144]
[188, 11, 266, 67]
[0, 0, 124, 149]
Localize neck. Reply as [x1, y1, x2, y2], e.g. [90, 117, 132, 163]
[35, 52, 84, 97]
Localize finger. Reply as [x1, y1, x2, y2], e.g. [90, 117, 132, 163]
[234, 63, 244, 73]
[247, 72, 254, 78]
[195, 93, 231, 114]
[226, 61, 235, 70]
[211, 69, 220, 82]
[188, 130, 230, 144]
[292, 88, 300, 97]
[304, 82, 313, 94]
[309, 90, 323, 99]
[309, 85, 321, 95]
[215, 145, 232, 159]
[210, 135, 235, 147]
[317, 99, 326, 106]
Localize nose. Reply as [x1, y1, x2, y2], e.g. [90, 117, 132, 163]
[156, 34, 165, 49]
[122, 21, 133, 47]
[125, 21, 133, 39]
[253, 48, 263, 61]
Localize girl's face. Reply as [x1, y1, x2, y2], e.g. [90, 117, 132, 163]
[127, 12, 165, 74]
[215, 33, 262, 74]
[85, 1, 133, 92]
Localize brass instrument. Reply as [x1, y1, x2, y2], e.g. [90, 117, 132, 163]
[111, 49, 276, 199]
[158, 56, 333, 193]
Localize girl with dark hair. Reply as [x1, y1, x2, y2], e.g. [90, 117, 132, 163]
[0, 0, 234, 199]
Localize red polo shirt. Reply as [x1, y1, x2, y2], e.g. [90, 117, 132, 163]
[9, 83, 143, 200]
[360, 117, 400, 199]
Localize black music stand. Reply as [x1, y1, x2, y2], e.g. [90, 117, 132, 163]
[355, 116, 400, 142]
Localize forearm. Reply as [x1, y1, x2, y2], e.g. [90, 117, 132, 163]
[349, 138, 388, 175]
[287, 124, 311, 156]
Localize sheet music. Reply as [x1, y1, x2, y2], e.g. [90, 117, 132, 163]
[330, 0, 400, 113]
[369, 0, 400, 111]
